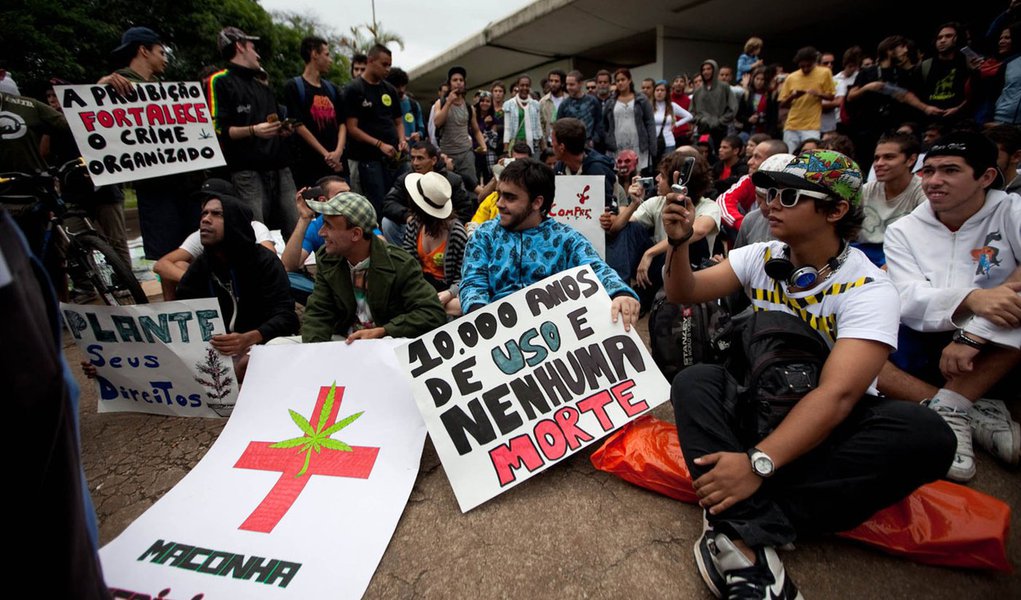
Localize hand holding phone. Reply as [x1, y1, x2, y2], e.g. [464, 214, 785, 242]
[301, 186, 324, 201]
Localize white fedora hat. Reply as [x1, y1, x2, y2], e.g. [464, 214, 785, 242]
[405, 171, 453, 219]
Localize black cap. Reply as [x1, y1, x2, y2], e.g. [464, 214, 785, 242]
[114, 27, 162, 54]
[447, 65, 467, 82]
[191, 178, 238, 200]
[925, 131, 1005, 190]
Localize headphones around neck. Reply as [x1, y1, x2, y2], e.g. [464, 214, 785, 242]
[765, 242, 848, 288]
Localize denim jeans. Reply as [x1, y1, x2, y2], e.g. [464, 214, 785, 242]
[231, 168, 298, 237]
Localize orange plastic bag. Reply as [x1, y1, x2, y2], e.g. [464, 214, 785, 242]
[590, 416, 1012, 572]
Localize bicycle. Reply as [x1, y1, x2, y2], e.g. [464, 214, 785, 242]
[0, 158, 148, 305]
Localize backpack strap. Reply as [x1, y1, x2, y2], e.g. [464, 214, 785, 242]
[292, 75, 306, 106]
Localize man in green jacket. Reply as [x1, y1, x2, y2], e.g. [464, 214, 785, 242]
[301, 191, 445, 343]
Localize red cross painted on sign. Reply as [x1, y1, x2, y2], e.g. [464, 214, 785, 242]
[234, 385, 379, 533]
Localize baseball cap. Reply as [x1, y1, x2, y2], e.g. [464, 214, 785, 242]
[447, 65, 467, 82]
[751, 149, 863, 206]
[217, 27, 260, 54]
[114, 27, 162, 54]
[191, 178, 238, 200]
[752, 153, 795, 194]
[306, 191, 378, 231]
[925, 131, 1004, 190]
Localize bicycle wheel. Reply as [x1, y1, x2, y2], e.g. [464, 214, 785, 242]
[69, 232, 148, 305]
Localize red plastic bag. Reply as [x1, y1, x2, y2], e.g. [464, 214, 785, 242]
[591, 416, 1012, 572]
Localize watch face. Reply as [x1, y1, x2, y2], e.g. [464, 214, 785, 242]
[753, 455, 773, 475]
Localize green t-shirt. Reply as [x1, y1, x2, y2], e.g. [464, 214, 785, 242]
[515, 105, 526, 141]
[0, 92, 68, 173]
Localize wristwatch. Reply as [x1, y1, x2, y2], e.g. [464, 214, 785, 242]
[952, 329, 986, 350]
[748, 447, 775, 478]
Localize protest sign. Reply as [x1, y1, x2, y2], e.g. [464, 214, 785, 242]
[396, 265, 669, 512]
[551, 175, 606, 258]
[100, 340, 427, 599]
[54, 82, 225, 186]
[62, 299, 237, 418]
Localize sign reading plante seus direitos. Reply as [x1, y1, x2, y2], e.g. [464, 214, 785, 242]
[62, 299, 237, 417]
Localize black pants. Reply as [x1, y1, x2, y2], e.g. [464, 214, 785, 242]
[672, 364, 955, 547]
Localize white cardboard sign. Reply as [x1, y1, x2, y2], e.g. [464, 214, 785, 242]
[62, 299, 238, 418]
[99, 340, 427, 599]
[396, 265, 669, 512]
[551, 175, 606, 258]
[55, 82, 225, 185]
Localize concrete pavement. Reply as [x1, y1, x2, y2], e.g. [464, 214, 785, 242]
[70, 324, 1020, 598]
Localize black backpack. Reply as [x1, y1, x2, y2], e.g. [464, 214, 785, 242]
[727, 310, 831, 439]
[648, 289, 733, 382]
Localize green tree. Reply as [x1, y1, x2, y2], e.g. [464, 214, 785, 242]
[0, 0, 346, 99]
[337, 22, 405, 56]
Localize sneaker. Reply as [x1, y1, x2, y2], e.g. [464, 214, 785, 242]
[926, 398, 976, 482]
[971, 398, 1020, 466]
[694, 529, 802, 600]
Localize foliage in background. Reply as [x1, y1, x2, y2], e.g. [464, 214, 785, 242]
[337, 22, 406, 56]
[1, 0, 358, 99]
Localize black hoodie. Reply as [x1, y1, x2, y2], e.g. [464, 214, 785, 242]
[177, 195, 298, 341]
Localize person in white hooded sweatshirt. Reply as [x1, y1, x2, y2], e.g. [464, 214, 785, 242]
[880, 131, 1021, 483]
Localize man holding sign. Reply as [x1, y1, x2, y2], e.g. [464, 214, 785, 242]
[97, 26, 199, 261]
[459, 159, 639, 328]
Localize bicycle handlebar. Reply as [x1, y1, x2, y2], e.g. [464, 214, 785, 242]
[0, 157, 86, 186]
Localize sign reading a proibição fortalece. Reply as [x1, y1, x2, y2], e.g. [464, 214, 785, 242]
[55, 81, 225, 186]
[396, 265, 669, 512]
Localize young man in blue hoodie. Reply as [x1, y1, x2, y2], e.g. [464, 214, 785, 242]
[459, 159, 640, 329]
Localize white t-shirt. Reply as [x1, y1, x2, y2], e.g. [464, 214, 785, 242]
[653, 101, 692, 148]
[179, 221, 273, 257]
[728, 241, 900, 353]
[832, 70, 857, 125]
[632, 195, 722, 249]
[858, 176, 927, 244]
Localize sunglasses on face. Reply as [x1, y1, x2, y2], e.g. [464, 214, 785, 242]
[766, 187, 833, 207]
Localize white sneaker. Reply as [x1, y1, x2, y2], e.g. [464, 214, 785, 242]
[926, 398, 976, 482]
[694, 530, 803, 600]
[971, 399, 1020, 466]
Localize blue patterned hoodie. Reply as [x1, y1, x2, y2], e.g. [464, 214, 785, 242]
[459, 217, 637, 312]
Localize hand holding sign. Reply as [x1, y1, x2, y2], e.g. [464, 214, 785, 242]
[396, 265, 669, 512]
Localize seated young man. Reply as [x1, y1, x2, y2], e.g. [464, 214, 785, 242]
[459, 159, 640, 329]
[602, 149, 720, 304]
[154, 178, 276, 300]
[301, 191, 446, 343]
[175, 193, 299, 381]
[380, 141, 472, 244]
[662, 149, 954, 599]
[880, 131, 1021, 482]
[279, 175, 351, 301]
[853, 132, 926, 267]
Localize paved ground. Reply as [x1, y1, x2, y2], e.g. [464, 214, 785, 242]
[71, 331, 1021, 600]
[75, 209, 1019, 597]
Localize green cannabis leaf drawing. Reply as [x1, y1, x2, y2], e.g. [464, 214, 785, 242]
[269, 382, 364, 477]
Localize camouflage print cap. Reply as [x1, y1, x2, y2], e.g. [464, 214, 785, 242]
[751, 149, 863, 206]
[305, 191, 378, 231]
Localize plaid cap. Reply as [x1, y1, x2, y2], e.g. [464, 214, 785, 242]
[217, 27, 260, 54]
[751, 149, 863, 206]
[305, 191, 378, 231]
[925, 131, 1004, 190]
